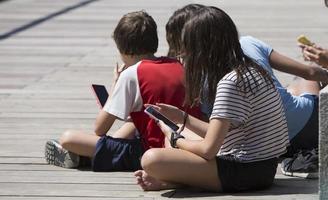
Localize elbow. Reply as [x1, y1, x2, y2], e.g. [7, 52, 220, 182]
[201, 147, 217, 160]
[94, 118, 105, 136]
[94, 111, 115, 136]
[303, 67, 317, 80]
[94, 129, 102, 136]
[94, 123, 102, 136]
[203, 153, 216, 161]
[193, 140, 219, 160]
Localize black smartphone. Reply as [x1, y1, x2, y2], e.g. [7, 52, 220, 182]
[144, 106, 179, 131]
[91, 84, 109, 108]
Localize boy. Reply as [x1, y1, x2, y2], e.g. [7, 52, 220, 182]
[45, 11, 199, 171]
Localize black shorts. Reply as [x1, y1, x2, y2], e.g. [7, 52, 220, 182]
[287, 95, 318, 155]
[92, 135, 144, 172]
[216, 155, 278, 192]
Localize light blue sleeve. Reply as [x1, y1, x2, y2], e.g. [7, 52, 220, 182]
[240, 36, 315, 140]
[240, 36, 274, 75]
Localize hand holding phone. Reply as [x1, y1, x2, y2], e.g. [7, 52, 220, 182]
[91, 84, 109, 108]
[144, 106, 179, 131]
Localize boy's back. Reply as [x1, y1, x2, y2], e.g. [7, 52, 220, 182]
[105, 57, 200, 150]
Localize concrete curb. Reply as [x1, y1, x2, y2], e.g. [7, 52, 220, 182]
[319, 85, 328, 200]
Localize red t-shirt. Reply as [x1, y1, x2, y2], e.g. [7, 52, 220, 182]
[103, 57, 200, 150]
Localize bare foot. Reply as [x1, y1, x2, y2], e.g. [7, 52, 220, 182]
[134, 170, 176, 191]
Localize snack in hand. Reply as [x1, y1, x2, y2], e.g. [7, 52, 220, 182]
[297, 35, 313, 46]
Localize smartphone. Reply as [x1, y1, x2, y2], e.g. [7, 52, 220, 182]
[144, 106, 179, 131]
[91, 84, 109, 108]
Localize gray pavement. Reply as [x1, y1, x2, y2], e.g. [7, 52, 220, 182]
[0, 0, 327, 199]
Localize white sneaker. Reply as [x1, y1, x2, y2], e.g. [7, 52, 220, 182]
[45, 139, 80, 168]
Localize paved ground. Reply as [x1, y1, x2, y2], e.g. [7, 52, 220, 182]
[0, 0, 327, 199]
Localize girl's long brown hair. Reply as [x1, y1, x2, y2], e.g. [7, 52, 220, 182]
[166, 4, 205, 58]
[181, 6, 273, 106]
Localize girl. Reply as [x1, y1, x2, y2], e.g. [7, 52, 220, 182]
[135, 6, 289, 192]
[166, 4, 326, 179]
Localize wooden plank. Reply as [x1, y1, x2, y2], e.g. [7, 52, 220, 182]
[0, 183, 144, 196]
[0, 46, 94, 55]
[0, 164, 75, 171]
[0, 197, 152, 200]
[0, 197, 153, 200]
[0, 171, 136, 183]
[0, 157, 45, 164]
[0, 0, 326, 199]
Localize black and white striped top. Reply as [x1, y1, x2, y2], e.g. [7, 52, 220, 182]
[210, 69, 289, 162]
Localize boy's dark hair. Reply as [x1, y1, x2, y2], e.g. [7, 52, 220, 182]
[113, 11, 158, 55]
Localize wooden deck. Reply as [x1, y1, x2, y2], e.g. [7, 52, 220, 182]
[0, 0, 327, 199]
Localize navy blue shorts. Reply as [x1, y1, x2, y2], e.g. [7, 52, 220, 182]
[92, 135, 144, 172]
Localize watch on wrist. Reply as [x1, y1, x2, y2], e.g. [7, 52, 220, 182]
[170, 131, 185, 148]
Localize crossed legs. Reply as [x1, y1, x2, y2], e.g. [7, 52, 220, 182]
[59, 121, 137, 158]
[60, 120, 222, 191]
[135, 148, 221, 192]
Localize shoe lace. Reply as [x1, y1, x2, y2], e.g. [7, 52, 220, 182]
[55, 146, 68, 163]
[300, 148, 318, 161]
[287, 148, 318, 172]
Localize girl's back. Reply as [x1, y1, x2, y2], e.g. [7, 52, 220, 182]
[211, 68, 289, 162]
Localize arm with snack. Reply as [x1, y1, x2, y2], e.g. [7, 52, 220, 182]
[298, 35, 328, 68]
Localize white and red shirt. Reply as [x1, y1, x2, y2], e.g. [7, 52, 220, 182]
[103, 57, 200, 150]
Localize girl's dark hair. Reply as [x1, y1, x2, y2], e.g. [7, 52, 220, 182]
[181, 6, 273, 106]
[113, 11, 158, 55]
[165, 4, 205, 58]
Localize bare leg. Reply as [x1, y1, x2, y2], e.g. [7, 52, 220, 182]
[135, 148, 222, 192]
[287, 78, 320, 96]
[60, 121, 138, 158]
[111, 120, 136, 139]
[134, 170, 179, 191]
[60, 130, 100, 157]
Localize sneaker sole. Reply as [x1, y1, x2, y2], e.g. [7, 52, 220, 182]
[45, 140, 65, 168]
[281, 167, 318, 179]
[45, 140, 78, 168]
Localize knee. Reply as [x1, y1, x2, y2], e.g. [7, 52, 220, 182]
[141, 149, 163, 172]
[59, 130, 77, 148]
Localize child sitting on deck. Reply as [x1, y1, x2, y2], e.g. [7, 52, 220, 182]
[45, 10, 199, 171]
[135, 6, 289, 192]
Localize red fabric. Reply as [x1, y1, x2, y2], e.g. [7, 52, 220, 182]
[130, 57, 200, 150]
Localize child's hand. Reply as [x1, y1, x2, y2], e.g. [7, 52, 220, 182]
[109, 63, 128, 97]
[152, 103, 185, 124]
[302, 45, 328, 68]
[157, 120, 173, 139]
[114, 63, 127, 82]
